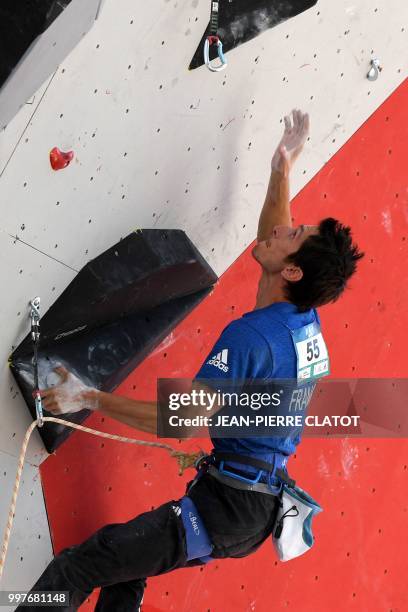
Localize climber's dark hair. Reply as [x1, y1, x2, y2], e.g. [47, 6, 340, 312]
[284, 217, 364, 312]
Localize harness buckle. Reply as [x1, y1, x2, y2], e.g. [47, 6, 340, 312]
[218, 460, 263, 485]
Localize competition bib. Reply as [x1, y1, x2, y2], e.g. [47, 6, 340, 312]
[291, 321, 330, 383]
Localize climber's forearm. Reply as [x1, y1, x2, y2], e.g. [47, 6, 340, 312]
[257, 169, 291, 242]
[83, 382, 225, 438]
[84, 389, 157, 434]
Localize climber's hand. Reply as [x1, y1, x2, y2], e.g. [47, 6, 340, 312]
[37, 367, 97, 415]
[271, 109, 310, 176]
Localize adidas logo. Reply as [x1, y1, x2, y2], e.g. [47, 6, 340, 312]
[172, 505, 181, 517]
[207, 349, 229, 373]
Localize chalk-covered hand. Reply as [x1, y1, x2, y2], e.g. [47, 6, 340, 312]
[271, 109, 310, 176]
[38, 366, 98, 415]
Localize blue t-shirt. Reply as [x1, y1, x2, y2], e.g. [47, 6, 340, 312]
[193, 301, 322, 461]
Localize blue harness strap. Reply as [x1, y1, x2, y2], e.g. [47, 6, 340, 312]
[180, 496, 213, 563]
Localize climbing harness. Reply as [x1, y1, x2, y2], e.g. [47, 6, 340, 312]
[204, 1, 227, 72]
[0, 298, 203, 582]
[208, 451, 294, 495]
[179, 450, 294, 564]
[217, 451, 291, 486]
[189, 451, 322, 563]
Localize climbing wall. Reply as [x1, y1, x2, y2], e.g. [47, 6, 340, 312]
[0, 0, 407, 608]
[39, 78, 408, 611]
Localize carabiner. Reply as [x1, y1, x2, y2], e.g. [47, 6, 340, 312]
[34, 391, 44, 428]
[204, 36, 227, 72]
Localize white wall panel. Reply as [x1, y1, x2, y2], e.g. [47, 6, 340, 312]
[0, 77, 54, 177]
[0, 232, 75, 464]
[0, 451, 53, 607]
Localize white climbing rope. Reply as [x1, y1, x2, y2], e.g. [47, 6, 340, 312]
[0, 416, 202, 582]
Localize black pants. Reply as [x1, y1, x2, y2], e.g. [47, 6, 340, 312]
[16, 473, 279, 611]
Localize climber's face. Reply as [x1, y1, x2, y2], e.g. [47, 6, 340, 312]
[251, 224, 319, 277]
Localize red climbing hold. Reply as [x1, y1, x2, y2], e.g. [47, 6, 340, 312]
[50, 147, 74, 170]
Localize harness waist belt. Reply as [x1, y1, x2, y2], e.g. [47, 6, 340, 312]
[211, 451, 296, 488]
[208, 465, 280, 496]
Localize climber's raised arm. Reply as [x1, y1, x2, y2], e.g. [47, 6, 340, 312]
[257, 109, 310, 242]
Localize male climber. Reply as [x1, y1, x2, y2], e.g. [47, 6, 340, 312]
[18, 109, 363, 611]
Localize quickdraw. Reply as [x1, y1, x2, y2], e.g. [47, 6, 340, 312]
[204, 1, 227, 72]
[29, 296, 43, 428]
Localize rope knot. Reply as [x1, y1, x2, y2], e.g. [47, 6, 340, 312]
[170, 450, 206, 475]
